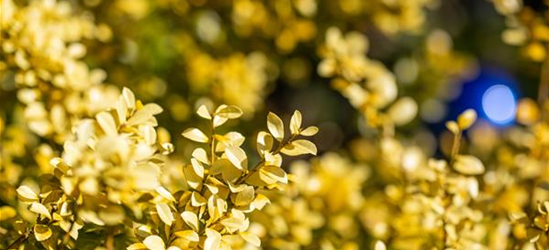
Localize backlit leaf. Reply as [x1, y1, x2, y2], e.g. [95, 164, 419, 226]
[215, 105, 243, 119]
[267, 112, 284, 141]
[17, 185, 38, 202]
[182, 128, 209, 143]
[143, 235, 165, 250]
[290, 110, 302, 135]
[156, 203, 174, 226]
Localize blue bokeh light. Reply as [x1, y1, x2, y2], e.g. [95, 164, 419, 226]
[481, 84, 516, 124]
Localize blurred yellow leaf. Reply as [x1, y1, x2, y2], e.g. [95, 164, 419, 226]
[454, 155, 485, 175]
[17, 185, 38, 202]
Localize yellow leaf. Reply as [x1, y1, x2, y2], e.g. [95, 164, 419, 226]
[388, 97, 418, 126]
[127, 243, 148, 250]
[290, 110, 302, 135]
[250, 193, 271, 210]
[454, 155, 485, 175]
[156, 187, 176, 202]
[196, 105, 212, 120]
[174, 230, 199, 242]
[259, 166, 287, 185]
[225, 146, 248, 170]
[0, 206, 17, 221]
[267, 112, 284, 141]
[204, 228, 221, 250]
[17, 185, 38, 202]
[457, 109, 477, 130]
[281, 140, 317, 156]
[256, 131, 273, 154]
[122, 87, 136, 111]
[235, 186, 254, 207]
[213, 116, 228, 128]
[191, 192, 207, 207]
[142, 103, 163, 116]
[300, 126, 319, 136]
[143, 235, 165, 250]
[30, 202, 51, 220]
[96, 111, 118, 136]
[215, 105, 243, 119]
[190, 159, 205, 178]
[375, 241, 386, 250]
[181, 211, 199, 231]
[156, 203, 174, 226]
[34, 224, 52, 241]
[221, 217, 245, 233]
[116, 98, 128, 124]
[192, 148, 210, 164]
[183, 164, 203, 190]
[445, 121, 459, 134]
[240, 232, 261, 247]
[182, 128, 209, 143]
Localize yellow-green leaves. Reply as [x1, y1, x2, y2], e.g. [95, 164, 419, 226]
[454, 155, 485, 175]
[182, 128, 209, 143]
[17, 185, 38, 202]
[34, 224, 52, 241]
[281, 139, 317, 156]
[267, 112, 284, 141]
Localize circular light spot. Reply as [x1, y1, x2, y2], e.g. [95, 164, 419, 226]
[482, 84, 516, 124]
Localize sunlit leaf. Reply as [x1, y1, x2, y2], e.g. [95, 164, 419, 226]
[182, 128, 209, 143]
[17, 185, 38, 202]
[34, 224, 52, 241]
[156, 203, 174, 226]
[281, 139, 317, 156]
[215, 105, 243, 119]
[30, 202, 51, 220]
[181, 211, 199, 231]
[174, 230, 199, 242]
[290, 110, 302, 135]
[197, 105, 211, 120]
[267, 112, 284, 141]
[143, 235, 165, 250]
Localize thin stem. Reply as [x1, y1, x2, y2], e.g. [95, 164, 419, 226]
[6, 231, 30, 250]
[450, 131, 462, 163]
[106, 230, 114, 250]
[210, 120, 216, 165]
